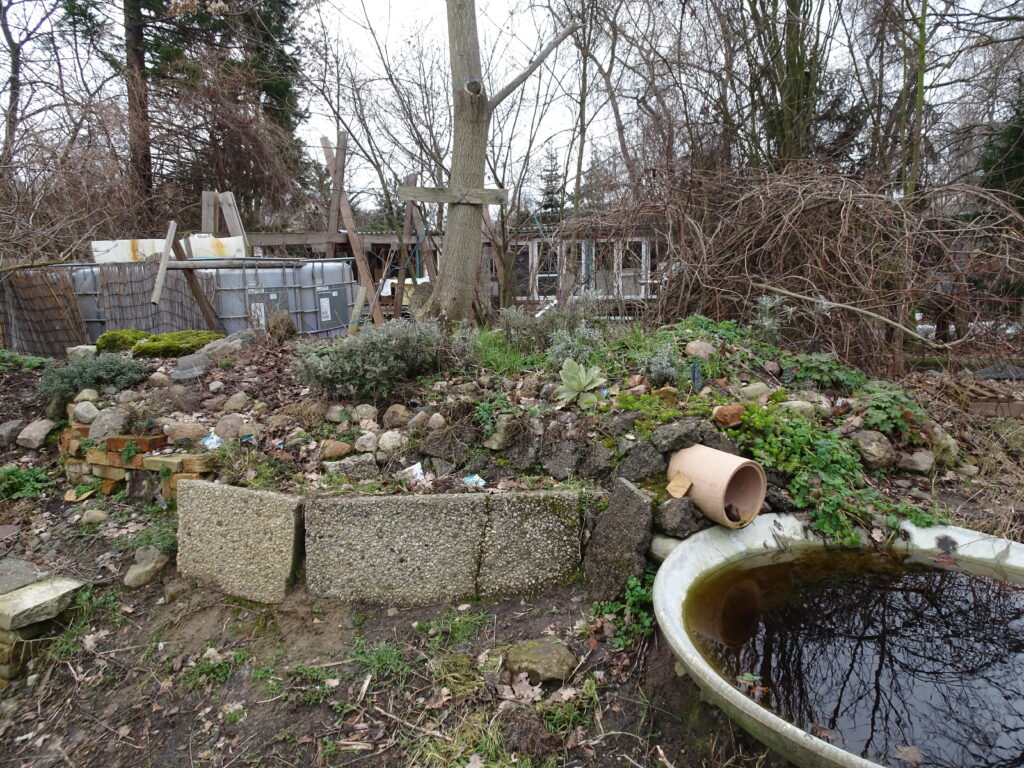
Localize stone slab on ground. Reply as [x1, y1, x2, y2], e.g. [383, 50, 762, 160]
[306, 494, 487, 605]
[478, 491, 583, 597]
[177, 480, 302, 604]
[0, 559, 46, 597]
[0, 576, 83, 630]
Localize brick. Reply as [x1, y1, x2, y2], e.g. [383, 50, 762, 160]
[181, 454, 215, 474]
[105, 435, 168, 453]
[85, 449, 119, 467]
[142, 455, 185, 473]
[71, 425, 90, 438]
[65, 403, 76, 421]
[177, 480, 302, 604]
[162, 472, 201, 501]
[59, 429, 71, 456]
[91, 464, 126, 481]
[100, 479, 122, 495]
[67, 439, 84, 458]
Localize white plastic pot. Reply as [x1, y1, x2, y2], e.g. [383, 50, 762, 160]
[668, 444, 766, 529]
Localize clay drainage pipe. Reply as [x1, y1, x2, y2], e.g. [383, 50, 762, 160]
[667, 444, 767, 529]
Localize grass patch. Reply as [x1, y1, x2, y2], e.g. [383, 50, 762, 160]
[0, 349, 50, 373]
[351, 637, 411, 684]
[48, 586, 123, 660]
[409, 712, 555, 768]
[415, 610, 490, 651]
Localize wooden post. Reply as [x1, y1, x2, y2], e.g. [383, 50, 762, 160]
[348, 286, 367, 334]
[171, 239, 226, 334]
[410, 204, 438, 282]
[150, 220, 178, 305]
[217, 192, 249, 248]
[201, 191, 221, 234]
[321, 134, 344, 259]
[393, 174, 418, 316]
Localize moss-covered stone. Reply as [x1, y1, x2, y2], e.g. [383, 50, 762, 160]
[96, 329, 149, 353]
[132, 330, 224, 359]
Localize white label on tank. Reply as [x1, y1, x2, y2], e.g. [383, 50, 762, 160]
[320, 297, 332, 322]
[269, 293, 278, 300]
[332, 291, 338, 297]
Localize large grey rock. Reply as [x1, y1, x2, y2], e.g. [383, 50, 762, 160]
[851, 430, 896, 470]
[163, 420, 208, 443]
[88, 407, 129, 440]
[685, 340, 716, 361]
[382, 404, 412, 428]
[898, 449, 936, 475]
[654, 497, 705, 538]
[71, 401, 99, 424]
[583, 479, 653, 600]
[167, 383, 203, 412]
[578, 441, 614, 479]
[0, 559, 45, 597]
[354, 432, 378, 453]
[177, 480, 302, 604]
[214, 413, 246, 440]
[482, 414, 515, 451]
[306, 494, 486, 605]
[611, 442, 666, 483]
[16, 419, 55, 450]
[602, 411, 640, 438]
[541, 422, 580, 480]
[220, 392, 251, 413]
[377, 430, 407, 455]
[73, 389, 99, 403]
[351, 404, 378, 423]
[650, 418, 705, 454]
[478, 491, 582, 597]
[0, 577, 83, 630]
[171, 351, 211, 382]
[323, 453, 380, 480]
[147, 372, 171, 388]
[780, 400, 815, 418]
[505, 637, 577, 684]
[407, 410, 430, 430]
[325, 404, 348, 423]
[65, 345, 96, 362]
[124, 546, 170, 588]
[0, 420, 26, 448]
[739, 381, 771, 400]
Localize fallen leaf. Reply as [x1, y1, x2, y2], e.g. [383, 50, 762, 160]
[466, 755, 484, 768]
[497, 672, 543, 703]
[423, 687, 451, 710]
[894, 745, 923, 766]
[870, 527, 885, 543]
[82, 629, 110, 652]
[547, 687, 578, 703]
[116, 725, 130, 739]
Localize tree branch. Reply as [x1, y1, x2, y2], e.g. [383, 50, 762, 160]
[488, 22, 579, 112]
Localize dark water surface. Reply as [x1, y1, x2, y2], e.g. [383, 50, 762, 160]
[684, 549, 1024, 768]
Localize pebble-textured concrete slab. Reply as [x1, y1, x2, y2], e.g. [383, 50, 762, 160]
[0, 576, 83, 630]
[177, 480, 302, 604]
[478, 491, 583, 597]
[305, 494, 487, 605]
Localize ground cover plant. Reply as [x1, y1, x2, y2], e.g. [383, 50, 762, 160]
[37, 353, 149, 410]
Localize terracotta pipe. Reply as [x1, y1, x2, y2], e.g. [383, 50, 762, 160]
[668, 444, 767, 529]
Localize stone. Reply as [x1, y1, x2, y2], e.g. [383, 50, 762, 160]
[712, 404, 745, 428]
[163, 421, 208, 443]
[654, 497, 705, 538]
[583, 479, 653, 601]
[80, 509, 108, 525]
[163, 579, 189, 604]
[0, 577, 83, 630]
[325, 405, 348, 423]
[167, 384, 202, 412]
[611, 442, 666, 483]
[201, 394, 228, 411]
[348, 428, 379, 453]
[780, 400, 815, 417]
[739, 381, 771, 400]
[0, 559, 45, 597]
[478, 492, 583, 596]
[578, 441, 614, 479]
[506, 637, 577, 684]
[171, 351, 211, 383]
[221, 392, 251, 413]
[650, 418, 705, 454]
[701, 430, 740, 455]
[323, 453, 380, 481]
[763, 360, 782, 376]
[541, 422, 580, 480]
[898, 449, 936, 475]
[73, 389, 100, 403]
[483, 414, 515, 451]
[66, 345, 97, 362]
[0, 420, 26, 448]
[177, 480, 302, 604]
[377, 430, 407, 455]
[0, 623, 48, 643]
[685, 340, 716, 361]
[407, 410, 430, 430]
[71, 401, 99, 424]
[430, 457, 455, 477]
[87, 407, 129, 440]
[116, 389, 140, 404]
[214, 414, 246, 440]
[123, 546, 170, 588]
[653, 385, 679, 405]
[455, 381, 481, 396]
[322, 440, 352, 460]
[351, 404, 378, 423]
[792, 390, 832, 412]
[928, 423, 959, 466]
[427, 413, 446, 430]
[16, 420, 55, 450]
[850, 430, 897, 470]
[208, 380, 225, 394]
[127, 470, 160, 502]
[382, 404, 412, 428]
[147, 372, 171, 388]
[306, 493, 487, 604]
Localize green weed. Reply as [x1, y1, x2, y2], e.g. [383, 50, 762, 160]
[415, 610, 490, 651]
[351, 638, 411, 684]
[593, 571, 655, 649]
[0, 466, 54, 500]
[48, 587, 122, 660]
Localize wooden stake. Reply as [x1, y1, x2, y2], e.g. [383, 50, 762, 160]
[217, 192, 249, 248]
[201, 191, 221, 234]
[150, 221, 178, 305]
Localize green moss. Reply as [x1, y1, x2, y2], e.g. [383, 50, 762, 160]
[132, 330, 224, 358]
[96, 329, 149, 353]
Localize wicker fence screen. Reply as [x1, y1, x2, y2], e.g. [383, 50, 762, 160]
[0, 269, 88, 358]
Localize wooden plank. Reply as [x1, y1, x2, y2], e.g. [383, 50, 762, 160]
[321, 135, 343, 259]
[348, 286, 367, 334]
[398, 185, 507, 206]
[333, 133, 384, 325]
[201, 191, 220, 233]
[410, 204, 437, 282]
[393, 174, 418, 315]
[150, 221, 178, 305]
[171, 240, 226, 333]
[481, 207, 505, 293]
[217, 192, 249, 247]
[165, 260, 298, 270]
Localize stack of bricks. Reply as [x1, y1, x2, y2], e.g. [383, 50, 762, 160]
[59, 424, 216, 501]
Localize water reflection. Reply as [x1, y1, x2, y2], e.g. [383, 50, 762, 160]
[685, 551, 1024, 768]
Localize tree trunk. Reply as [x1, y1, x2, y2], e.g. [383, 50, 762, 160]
[0, 2, 21, 172]
[421, 0, 490, 322]
[124, 0, 153, 203]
